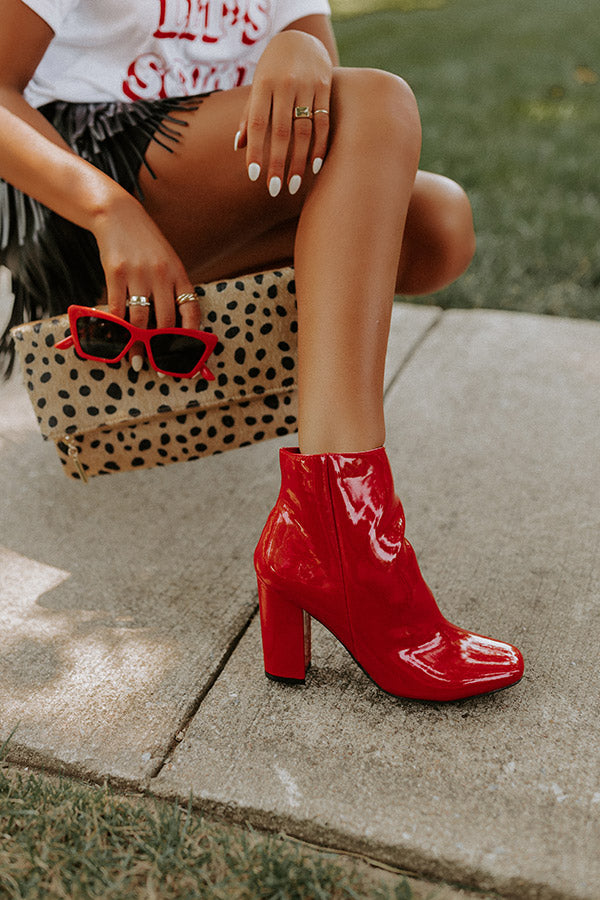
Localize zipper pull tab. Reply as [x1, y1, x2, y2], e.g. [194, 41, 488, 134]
[64, 434, 88, 483]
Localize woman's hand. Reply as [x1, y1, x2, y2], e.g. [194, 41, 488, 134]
[234, 30, 333, 197]
[92, 194, 199, 367]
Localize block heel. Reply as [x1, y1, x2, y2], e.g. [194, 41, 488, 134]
[257, 581, 311, 684]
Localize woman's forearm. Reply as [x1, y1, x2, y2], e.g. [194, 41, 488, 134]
[0, 89, 138, 234]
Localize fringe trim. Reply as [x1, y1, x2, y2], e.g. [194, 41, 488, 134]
[0, 95, 204, 378]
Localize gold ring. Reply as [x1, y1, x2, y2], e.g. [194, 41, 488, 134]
[128, 295, 152, 308]
[294, 106, 313, 119]
[313, 109, 330, 116]
[176, 291, 199, 307]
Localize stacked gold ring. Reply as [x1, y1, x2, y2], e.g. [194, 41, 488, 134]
[314, 109, 329, 116]
[176, 291, 199, 307]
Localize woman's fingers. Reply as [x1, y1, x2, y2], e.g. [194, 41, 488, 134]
[234, 101, 249, 153]
[311, 88, 331, 175]
[151, 269, 177, 330]
[244, 87, 331, 195]
[176, 287, 202, 330]
[127, 286, 152, 372]
[105, 267, 128, 320]
[287, 100, 316, 195]
[106, 260, 195, 372]
[268, 87, 303, 198]
[245, 83, 273, 187]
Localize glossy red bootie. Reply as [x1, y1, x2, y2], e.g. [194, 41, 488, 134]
[254, 447, 524, 701]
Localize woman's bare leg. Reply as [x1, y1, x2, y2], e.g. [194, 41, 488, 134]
[398, 171, 476, 296]
[140, 70, 473, 453]
[293, 68, 420, 452]
[139, 85, 304, 284]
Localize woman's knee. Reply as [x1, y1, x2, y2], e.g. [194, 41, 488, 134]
[399, 173, 476, 294]
[331, 67, 422, 162]
[433, 176, 476, 280]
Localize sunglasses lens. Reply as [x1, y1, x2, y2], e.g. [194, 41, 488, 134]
[149, 333, 207, 375]
[76, 316, 130, 361]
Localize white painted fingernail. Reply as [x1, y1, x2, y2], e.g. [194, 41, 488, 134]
[157, 372, 166, 379]
[312, 157, 323, 175]
[248, 162, 261, 182]
[234, 130, 241, 151]
[269, 176, 282, 198]
[288, 174, 302, 195]
[131, 355, 143, 372]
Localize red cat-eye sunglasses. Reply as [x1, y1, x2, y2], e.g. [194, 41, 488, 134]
[55, 306, 217, 380]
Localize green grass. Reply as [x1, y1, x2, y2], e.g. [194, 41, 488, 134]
[0, 754, 427, 900]
[331, 0, 447, 16]
[332, 0, 600, 319]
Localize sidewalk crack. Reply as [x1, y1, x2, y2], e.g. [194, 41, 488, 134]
[148, 604, 258, 783]
[384, 306, 444, 402]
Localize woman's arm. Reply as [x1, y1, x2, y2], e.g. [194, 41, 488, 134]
[283, 14, 340, 66]
[0, 2, 129, 235]
[235, 14, 338, 195]
[0, 4, 71, 148]
[0, 0, 193, 327]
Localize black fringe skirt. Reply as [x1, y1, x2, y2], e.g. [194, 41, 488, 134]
[0, 94, 206, 376]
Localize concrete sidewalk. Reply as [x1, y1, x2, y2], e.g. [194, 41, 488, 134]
[1, 303, 598, 900]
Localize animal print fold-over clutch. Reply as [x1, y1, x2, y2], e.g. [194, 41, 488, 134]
[10, 268, 298, 481]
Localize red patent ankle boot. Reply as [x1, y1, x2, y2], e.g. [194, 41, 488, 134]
[254, 447, 524, 701]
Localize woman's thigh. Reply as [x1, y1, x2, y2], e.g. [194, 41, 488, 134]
[139, 85, 306, 283]
[139, 79, 474, 292]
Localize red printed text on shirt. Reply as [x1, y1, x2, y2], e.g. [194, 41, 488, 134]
[123, 0, 270, 100]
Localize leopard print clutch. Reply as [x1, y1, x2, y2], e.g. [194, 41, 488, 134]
[10, 268, 298, 481]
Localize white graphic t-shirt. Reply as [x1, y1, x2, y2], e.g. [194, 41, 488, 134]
[22, 0, 332, 107]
